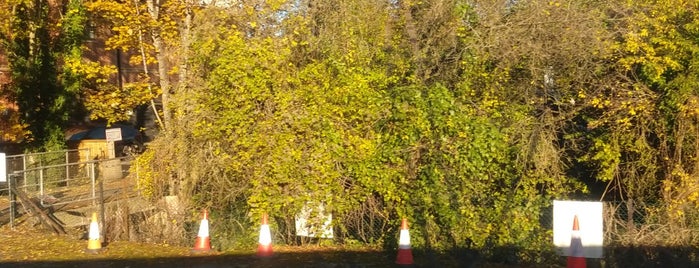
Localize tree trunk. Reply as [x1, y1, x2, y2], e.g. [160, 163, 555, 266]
[153, 35, 171, 127]
[147, 0, 171, 129]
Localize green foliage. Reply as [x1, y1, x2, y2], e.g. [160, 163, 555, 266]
[58, 0, 91, 127]
[133, 2, 574, 261]
[134, 148, 158, 200]
[123, 0, 699, 262]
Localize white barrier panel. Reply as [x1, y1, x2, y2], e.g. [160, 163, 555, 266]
[553, 200, 604, 258]
[0, 153, 5, 182]
[295, 203, 333, 238]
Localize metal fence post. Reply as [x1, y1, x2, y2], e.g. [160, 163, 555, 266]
[99, 179, 105, 241]
[39, 168, 44, 200]
[22, 155, 26, 183]
[65, 151, 69, 186]
[91, 161, 96, 206]
[86, 149, 91, 178]
[8, 173, 13, 229]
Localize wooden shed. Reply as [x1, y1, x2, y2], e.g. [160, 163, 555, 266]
[67, 139, 123, 180]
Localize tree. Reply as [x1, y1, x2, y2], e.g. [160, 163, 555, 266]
[135, 1, 590, 258]
[131, 0, 699, 257]
[85, 0, 190, 127]
[0, 0, 75, 150]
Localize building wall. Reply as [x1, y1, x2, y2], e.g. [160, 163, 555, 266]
[84, 24, 151, 87]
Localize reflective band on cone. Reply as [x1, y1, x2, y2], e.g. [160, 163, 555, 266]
[257, 213, 274, 257]
[399, 229, 410, 249]
[193, 209, 211, 252]
[86, 212, 103, 254]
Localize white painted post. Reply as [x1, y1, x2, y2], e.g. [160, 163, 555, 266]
[0, 152, 6, 183]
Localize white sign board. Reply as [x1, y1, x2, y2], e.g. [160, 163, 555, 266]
[105, 128, 122, 142]
[0, 153, 5, 182]
[295, 203, 333, 238]
[553, 200, 604, 258]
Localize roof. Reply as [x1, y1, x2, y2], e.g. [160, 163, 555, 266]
[66, 124, 139, 141]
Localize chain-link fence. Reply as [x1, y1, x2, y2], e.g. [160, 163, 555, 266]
[266, 200, 699, 266]
[4, 148, 697, 266]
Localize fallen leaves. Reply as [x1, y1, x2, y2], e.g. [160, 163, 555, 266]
[0, 225, 196, 262]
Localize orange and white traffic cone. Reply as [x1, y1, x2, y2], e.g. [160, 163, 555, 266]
[567, 214, 586, 268]
[256, 213, 273, 257]
[85, 212, 103, 253]
[395, 218, 414, 265]
[192, 209, 211, 252]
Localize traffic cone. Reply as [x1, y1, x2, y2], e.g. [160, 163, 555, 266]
[256, 213, 273, 257]
[395, 218, 414, 265]
[567, 214, 586, 268]
[192, 209, 211, 252]
[85, 212, 103, 253]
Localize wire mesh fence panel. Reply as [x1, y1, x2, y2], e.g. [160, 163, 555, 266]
[5, 149, 91, 191]
[9, 161, 97, 207]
